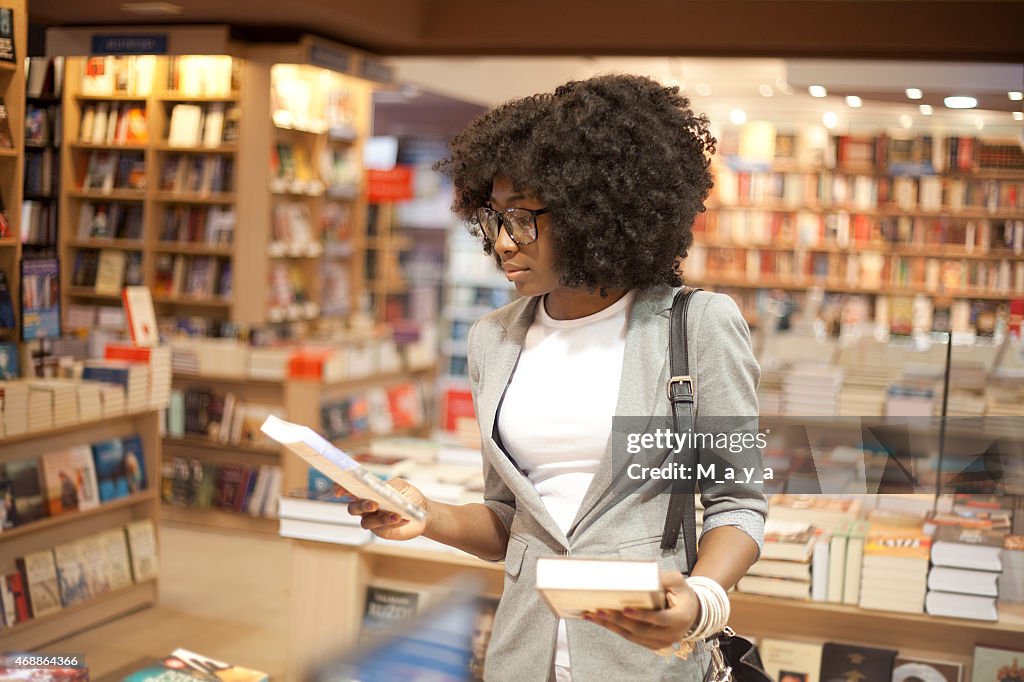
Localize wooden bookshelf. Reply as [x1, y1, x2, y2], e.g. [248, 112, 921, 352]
[0, 409, 162, 651]
[0, 0, 25, 351]
[283, 539, 1024, 682]
[161, 364, 436, 534]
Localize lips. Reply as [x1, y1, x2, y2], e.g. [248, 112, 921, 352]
[502, 264, 529, 281]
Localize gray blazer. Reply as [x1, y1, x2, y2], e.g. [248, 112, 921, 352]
[467, 285, 768, 681]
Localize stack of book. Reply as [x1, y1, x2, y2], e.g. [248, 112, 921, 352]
[29, 380, 80, 428]
[837, 366, 893, 417]
[736, 520, 816, 600]
[98, 382, 126, 417]
[27, 385, 54, 431]
[0, 381, 29, 436]
[105, 343, 173, 409]
[277, 493, 372, 545]
[884, 384, 934, 417]
[926, 525, 1004, 620]
[82, 359, 149, 412]
[76, 382, 104, 422]
[756, 368, 785, 416]
[859, 521, 931, 614]
[783, 363, 843, 417]
[1001, 535, 1024, 602]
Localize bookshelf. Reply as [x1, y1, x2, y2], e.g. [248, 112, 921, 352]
[0, 0, 25, 361]
[0, 409, 162, 651]
[283, 539, 1024, 682]
[22, 57, 63, 249]
[686, 131, 1024, 336]
[162, 364, 435, 536]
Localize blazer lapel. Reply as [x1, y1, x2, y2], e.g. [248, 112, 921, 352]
[567, 286, 675, 539]
[478, 296, 570, 547]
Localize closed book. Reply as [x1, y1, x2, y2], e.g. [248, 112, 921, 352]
[842, 520, 869, 605]
[277, 494, 362, 526]
[747, 558, 812, 582]
[762, 520, 817, 562]
[931, 526, 1004, 571]
[971, 646, 1024, 682]
[820, 642, 896, 682]
[925, 590, 997, 621]
[927, 566, 999, 597]
[278, 517, 373, 546]
[126, 519, 159, 582]
[827, 520, 849, 603]
[736, 576, 811, 600]
[892, 655, 962, 682]
[759, 638, 822, 682]
[18, 549, 63, 618]
[535, 558, 665, 618]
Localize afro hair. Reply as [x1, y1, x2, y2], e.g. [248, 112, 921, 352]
[434, 73, 716, 291]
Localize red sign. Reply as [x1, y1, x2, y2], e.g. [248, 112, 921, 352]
[366, 166, 414, 203]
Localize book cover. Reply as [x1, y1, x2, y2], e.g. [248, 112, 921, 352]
[468, 596, 500, 680]
[0, 8, 15, 64]
[123, 286, 158, 346]
[53, 539, 94, 607]
[18, 548, 63, 618]
[0, 464, 16, 530]
[98, 527, 134, 590]
[535, 557, 665, 618]
[971, 646, 1024, 682]
[820, 642, 896, 682]
[362, 584, 424, 636]
[3, 571, 29, 624]
[20, 255, 62, 340]
[120, 649, 268, 682]
[41, 445, 101, 515]
[0, 340, 17, 379]
[122, 434, 147, 493]
[760, 638, 822, 682]
[0, 269, 15, 329]
[0, 100, 13, 149]
[3, 457, 46, 525]
[95, 248, 127, 294]
[892, 655, 962, 679]
[91, 437, 130, 502]
[126, 519, 159, 582]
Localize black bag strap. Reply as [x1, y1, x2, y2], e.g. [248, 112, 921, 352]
[659, 286, 702, 576]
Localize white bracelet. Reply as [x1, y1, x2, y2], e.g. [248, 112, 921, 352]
[683, 576, 731, 641]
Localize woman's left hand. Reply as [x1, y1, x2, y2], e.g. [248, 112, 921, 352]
[582, 571, 699, 650]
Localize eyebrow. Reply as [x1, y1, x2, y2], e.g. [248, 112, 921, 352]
[488, 193, 526, 203]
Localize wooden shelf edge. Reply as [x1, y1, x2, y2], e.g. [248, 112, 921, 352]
[0, 490, 159, 541]
[163, 436, 280, 457]
[0, 581, 158, 651]
[161, 505, 280, 536]
[0, 410, 159, 448]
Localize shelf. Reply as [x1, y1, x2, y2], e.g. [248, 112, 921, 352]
[722, 162, 1024, 181]
[0, 490, 159, 542]
[26, 94, 61, 104]
[163, 436, 280, 457]
[23, 193, 58, 202]
[694, 239, 1024, 262]
[0, 238, 18, 248]
[0, 410, 157, 449]
[158, 93, 240, 102]
[152, 294, 232, 307]
[153, 143, 239, 154]
[0, 148, 18, 158]
[172, 372, 282, 388]
[75, 93, 148, 101]
[64, 286, 125, 300]
[161, 505, 279, 537]
[70, 142, 147, 152]
[68, 189, 146, 201]
[154, 242, 233, 256]
[151, 192, 236, 205]
[708, 202, 1024, 221]
[0, 580, 158, 651]
[67, 239, 146, 251]
[687, 276, 1024, 300]
[0, 61, 16, 73]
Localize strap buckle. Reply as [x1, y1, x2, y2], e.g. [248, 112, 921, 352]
[667, 375, 696, 404]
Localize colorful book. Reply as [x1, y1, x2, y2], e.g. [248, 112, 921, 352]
[820, 642, 896, 682]
[3, 457, 46, 525]
[17, 549, 63, 618]
[41, 446, 101, 515]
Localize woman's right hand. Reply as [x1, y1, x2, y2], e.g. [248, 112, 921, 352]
[346, 478, 428, 541]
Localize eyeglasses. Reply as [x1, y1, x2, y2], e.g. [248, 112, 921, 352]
[469, 206, 550, 246]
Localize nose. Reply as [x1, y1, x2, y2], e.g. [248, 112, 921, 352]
[493, 219, 518, 256]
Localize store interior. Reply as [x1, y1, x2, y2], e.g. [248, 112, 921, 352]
[1, 1, 1023, 680]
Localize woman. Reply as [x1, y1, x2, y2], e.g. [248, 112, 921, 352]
[350, 74, 766, 681]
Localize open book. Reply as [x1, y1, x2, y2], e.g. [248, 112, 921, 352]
[260, 415, 427, 523]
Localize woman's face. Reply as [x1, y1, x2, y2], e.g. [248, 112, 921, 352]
[488, 176, 561, 298]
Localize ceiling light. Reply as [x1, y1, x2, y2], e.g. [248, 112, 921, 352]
[975, 118, 985, 130]
[729, 109, 747, 125]
[1009, 91, 1023, 101]
[822, 111, 838, 129]
[120, 1, 183, 14]
[1013, 112, 1023, 121]
[919, 104, 933, 115]
[695, 83, 712, 96]
[945, 96, 978, 109]
[905, 88, 923, 100]
[845, 96, 862, 108]
[776, 77, 792, 95]
[900, 114, 913, 129]
[758, 84, 774, 97]
[808, 85, 827, 98]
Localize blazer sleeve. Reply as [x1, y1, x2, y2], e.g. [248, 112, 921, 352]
[467, 320, 517, 541]
[691, 292, 768, 552]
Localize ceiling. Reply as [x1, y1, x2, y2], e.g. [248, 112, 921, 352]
[31, 0, 1024, 138]
[29, 0, 1024, 61]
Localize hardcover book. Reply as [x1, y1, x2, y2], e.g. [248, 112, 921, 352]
[18, 549, 63, 618]
[3, 457, 46, 525]
[759, 638, 822, 682]
[535, 557, 665, 618]
[41, 445, 101, 515]
[970, 646, 1024, 682]
[820, 642, 895, 682]
[126, 519, 159, 582]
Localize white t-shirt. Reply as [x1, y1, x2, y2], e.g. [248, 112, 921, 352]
[497, 290, 634, 669]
